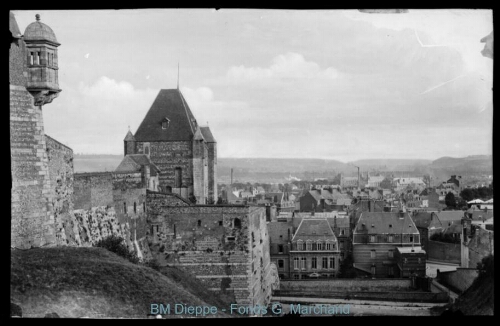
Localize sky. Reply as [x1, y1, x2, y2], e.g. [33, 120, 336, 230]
[12, 9, 493, 162]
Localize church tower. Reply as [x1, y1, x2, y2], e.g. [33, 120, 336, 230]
[124, 130, 136, 156]
[24, 14, 61, 107]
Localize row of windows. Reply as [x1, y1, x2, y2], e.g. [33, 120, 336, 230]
[293, 257, 335, 270]
[369, 250, 422, 263]
[28, 51, 56, 66]
[123, 202, 146, 214]
[367, 235, 416, 243]
[294, 240, 335, 251]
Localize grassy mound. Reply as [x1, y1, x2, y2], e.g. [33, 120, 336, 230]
[11, 247, 232, 318]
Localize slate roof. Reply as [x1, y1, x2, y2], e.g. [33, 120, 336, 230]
[23, 14, 59, 45]
[470, 210, 494, 221]
[292, 218, 337, 242]
[265, 192, 284, 203]
[436, 211, 464, 224]
[354, 212, 419, 235]
[115, 154, 161, 176]
[412, 212, 442, 229]
[134, 89, 198, 142]
[200, 126, 216, 143]
[443, 221, 463, 235]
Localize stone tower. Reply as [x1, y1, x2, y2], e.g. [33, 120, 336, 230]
[124, 130, 136, 156]
[10, 13, 61, 249]
[132, 89, 217, 204]
[200, 127, 217, 203]
[24, 14, 61, 106]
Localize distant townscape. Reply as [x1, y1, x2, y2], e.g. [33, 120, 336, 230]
[10, 12, 493, 318]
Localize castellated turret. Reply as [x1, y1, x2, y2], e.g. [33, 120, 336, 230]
[124, 130, 136, 156]
[23, 14, 61, 106]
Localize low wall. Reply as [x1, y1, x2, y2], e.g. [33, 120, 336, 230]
[280, 279, 412, 292]
[427, 240, 461, 264]
[274, 291, 448, 303]
[437, 268, 479, 294]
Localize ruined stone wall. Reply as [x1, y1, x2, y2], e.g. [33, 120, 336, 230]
[468, 227, 494, 268]
[11, 85, 56, 249]
[146, 197, 272, 306]
[9, 38, 27, 87]
[136, 141, 193, 193]
[45, 135, 81, 246]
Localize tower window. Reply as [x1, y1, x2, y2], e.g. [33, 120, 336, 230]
[36, 52, 41, 65]
[162, 118, 170, 130]
[134, 202, 137, 214]
[174, 167, 182, 188]
[143, 202, 146, 212]
[29, 52, 34, 65]
[123, 202, 127, 214]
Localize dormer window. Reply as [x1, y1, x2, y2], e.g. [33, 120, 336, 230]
[162, 117, 170, 130]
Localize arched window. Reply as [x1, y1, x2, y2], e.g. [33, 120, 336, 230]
[134, 202, 137, 214]
[197, 220, 201, 227]
[297, 240, 304, 251]
[312, 242, 317, 250]
[123, 202, 127, 214]
[306, 240, 312, 251]
[233, 218, 241, 228]
[143, 202, 146, 212]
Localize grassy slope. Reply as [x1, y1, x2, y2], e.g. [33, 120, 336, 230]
[11, 247, 232, 318]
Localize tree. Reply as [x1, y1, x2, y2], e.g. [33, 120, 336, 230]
[338, 254, 357, 278]
[380, 177, 393, 189]
[95, 235, 139, 264]
[460, 188, 475, 202]
[445, 192, 457, 208]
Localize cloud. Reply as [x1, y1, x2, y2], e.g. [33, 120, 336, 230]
[44, 76, 158, 154]
[227, 52, 339, 82]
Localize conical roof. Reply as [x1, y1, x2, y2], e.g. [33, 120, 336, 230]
[124, 130, 135, 141]
[24, 14, 60, 45]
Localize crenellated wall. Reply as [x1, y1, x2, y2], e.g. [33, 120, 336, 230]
[146, 194, 272, 307]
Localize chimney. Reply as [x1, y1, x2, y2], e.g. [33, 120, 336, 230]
[399, 210, 405, 218]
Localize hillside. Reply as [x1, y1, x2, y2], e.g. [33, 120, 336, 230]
[431, 155, 492, 172]
[10, 247, 232, 318]
[73, 154, 123, 173]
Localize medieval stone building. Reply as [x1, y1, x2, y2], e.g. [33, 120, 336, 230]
[10, 12, 65, 249]
[123, 89, 217, 204]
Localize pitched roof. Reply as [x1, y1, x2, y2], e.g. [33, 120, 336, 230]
[9, 12, 22, 38]
[436, 211, 464, 223]
[292, 218, 337, 242]
[412, 212, 442, 229]
[470, 210, 494, 221]
[265, 192, 284, 203]
[200, 126, 216, 143]
[354, 212, 419, 235]
[115, 154, 161, 175]
[134, 89, 198, 142]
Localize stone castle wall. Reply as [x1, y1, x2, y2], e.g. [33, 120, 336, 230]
[146, 195, 272, 306]
[11, 85, 56, 249]
[136, 141, 193, 191]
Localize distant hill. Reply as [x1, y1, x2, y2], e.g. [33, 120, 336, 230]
[73, 154, 123, 173]
[349, 159, 433, 170]
[431, 155, 492, 171]
[10, 247, 231, 318]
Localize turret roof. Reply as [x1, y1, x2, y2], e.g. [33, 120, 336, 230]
[134, 89, 198, 142]
[24, 14, 60, 45]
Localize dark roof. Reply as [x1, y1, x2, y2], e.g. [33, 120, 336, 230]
[436, 211, 464, 223]
[292, 219, 337, 242]
[200, 126, 216, 143]
[265, 192, 284, 203]
[354, 212, 419, 235]
[23, 14, 59, 45]
[412, 212, 442, 229]
[134, 89, 198, 142]
[9, 12, 22, 38]
[470, 210, 494, 221]
[115, 154, 160, 175]
[124, 130, 135, 141]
